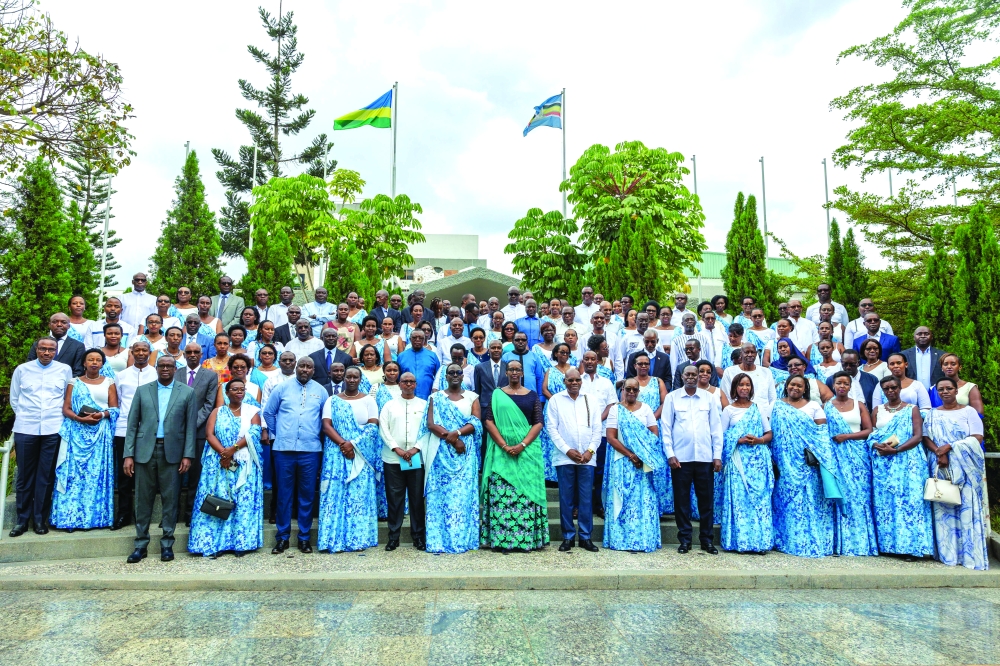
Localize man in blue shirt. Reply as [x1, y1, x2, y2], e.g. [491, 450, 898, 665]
[397, 329, 440, 400]
[263, 356, 328, 555]
[503, 331, 547, 400]
[515, 299, 543, 348]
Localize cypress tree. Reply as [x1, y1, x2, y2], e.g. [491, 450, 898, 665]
[324, 239, 379, 305]
[839, 226, 870, 309]
[61, 147, 119, 292]
[239, 221, 298, 303]
[826, 219, 844, 289]
[628, 216, 666, 304]
[906, 225, 954, 345]
[64, 199, 100, 309]
[950, 204, 1000, 450]
[149, 151, 223, 298]
[721, 192, 778, 319]
[0, 157, 73, 383]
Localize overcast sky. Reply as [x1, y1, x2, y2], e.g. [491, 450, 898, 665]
[42, 0, 907, 288]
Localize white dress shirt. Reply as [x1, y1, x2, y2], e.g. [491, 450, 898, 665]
[436, 334, 473, 364]
[574, 302, 599, 324]
[913, 347, 933, 389]
[119, 290, 158, 330]
[554, 321, 592, 345]
[614, 330, 645, 381]
[670, 307, 694, 327]
[720, 365, 777, 410]
[378, 395, 428, 464]
[661, 387, 724, 462]
[580, 372, 617, 432]
[843, 317, 893, 348]
[285, 337, 324, 359]
[787, 316, 819, 351]
[805, 301, 850, 326]
[700, 324, 728, 364]
[262, 372, 295, 408]
[114, 364, 158, 437]
[10, 360, 73, 435]
[500, 303, 526, 322]
[545, 390, 603, 466]
[88, 319, 137, 349]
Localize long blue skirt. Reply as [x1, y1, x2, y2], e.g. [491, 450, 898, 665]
[719, 445, 774, 552]
[188, 445, 264, 555]
[603, 455, 661, 552]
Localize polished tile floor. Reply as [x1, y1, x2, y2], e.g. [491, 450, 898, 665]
[0, 587, 996, 665]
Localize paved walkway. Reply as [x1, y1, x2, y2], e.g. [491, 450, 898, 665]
[0, 588, 996, 665]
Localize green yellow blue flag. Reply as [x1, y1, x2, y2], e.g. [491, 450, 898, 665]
[334, 89, 392, 130]
[523, 93, 563, 137]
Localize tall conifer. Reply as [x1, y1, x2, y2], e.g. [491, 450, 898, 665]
[64, 199, 100, 309]
[839, 226, 870, 309]
[826, 219, 844, 289]
[906, 225, 954, 345]
[721, 192, 778, 319]
[239, 222, 298, 303]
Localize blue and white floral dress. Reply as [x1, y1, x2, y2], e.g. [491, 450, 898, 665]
[824, 401, 878, 556]
[635, 377, 673, 515]
[603, 403, 662, 552]
[719, 404, 774, 553]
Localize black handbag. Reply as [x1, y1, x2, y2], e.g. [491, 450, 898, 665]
[803, 448, 820, 467]
[199, 494, 235, 520]
[77, 405, 99, 417]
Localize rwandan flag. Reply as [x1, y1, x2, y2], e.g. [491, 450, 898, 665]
[523, 93, 562, 136]
[334, 89, 392, 130]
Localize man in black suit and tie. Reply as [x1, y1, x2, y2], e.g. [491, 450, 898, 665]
[625, 330, 671, 383]
[27, 312, 86, 376]
[178, 342, 220, 525]
[272, 305, 302, 346]
[902, 326, 946, 389]
[370, 289, 402, 333]
[308, 328, 353, 394]
[672, 338, 719, 391]
[123, 355, 198, 563]
[473, 339, 509, 410]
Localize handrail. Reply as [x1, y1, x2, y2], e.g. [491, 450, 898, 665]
[0, 434, 12, 543]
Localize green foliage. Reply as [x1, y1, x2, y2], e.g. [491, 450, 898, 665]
[562, 140, 706, 293]
[239, 221, 298, 303]
[346, 194, 425, 282]
[722, 192, 780, 319]
[324, 239, 379, 305]
[826, 219, 844, 289]
[0, 1, 134, 177]
[64, 199, 99, 309]
[504, 208, 584, 301]
[328, 169, 365, 207]
[767, 232, 825, 311]
[0, 157, 73, 392]
[212, 5, 334, 257]
[60, 144, 118, 293]
[625, 216, 668, 304]
[148, 151, 223, 299]
[950, 205, 1000, 450]
[906, 224, 955, 345]
[838, 227, 870, 310]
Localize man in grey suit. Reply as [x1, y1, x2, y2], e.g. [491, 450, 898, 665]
[123, 355, 197, 563]
[178, 342, 220, 525]
[210, 275, 245, 329]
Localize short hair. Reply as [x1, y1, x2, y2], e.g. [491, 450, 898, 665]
[728, 323, 744, 336]
[841, 348, 861, 361]
[540, 321, 556, 333]
[103, 322, 123, 334]
[361, 315, 379, 329]
[449, 343, 467, 358]
[227, 353, 252, 369]
[728, 372, 755, 401]
[695, 360, 714, 376]
[224, 378, 246, 392]
[685, 338, 702, 350]
[469, 327, 486, 339]
[711, 295, 728, 309]
[935, 376, 959, 390]
[830, 370, 853, 386]
[227, 324, 247, 340]
[145, 313, 163, 325]
[165, 326, 183, 337]
[383, 360, 401, 374]
[83, 347, 106, 365]
[785, 374, 811, 401]
[939, 352, 961, 367]
[879, 375, 901, 389]
[130, 340, 151, 352]
[587, 333, 606, 353]
[887, 352, 906, 365]
[215, 332, 231, 342]
[240, 307, 260, 326]
[860, 338, 883, 357]
[551, 342, 571, 360]
[359, 343, 381, 363]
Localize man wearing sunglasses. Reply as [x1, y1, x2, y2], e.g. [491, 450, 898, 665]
[119, 273, 158, 331]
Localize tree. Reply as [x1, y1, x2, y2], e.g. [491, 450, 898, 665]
[63, 199, 99, 309]
[950, 205, 1000, 450]
[625, 216, 668, 305]
[346, 194, 425, 283]
[504, 208, 584, 301]
[906, 224, 955, 345]
[324, 239, 379, 305]
[0, 1, 134, 177]
[212, 4, 334, 257]
[721, 192, 780, 320]
[838, 226, 870, 311]
[149, 151, 223, 298]
[826, 219, 844, 288]
[61, 145, 119, 293]
[563, 140, 706, 293]
[0, 157, 73, 389]
[767, 233, 825, 314]
[239, 221, 298, 304]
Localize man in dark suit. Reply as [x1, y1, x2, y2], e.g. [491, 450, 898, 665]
[672, 338, 719, 391]
[473, 340, 509, 410]
[272, 305, 302, 346]
[625, 329, 671, 383]
[210, 275, 245, 330]
[123, 355, 197, 564]
[178, 342, 220, 525]
[370, 289, 402, 333]
[851, 312, 901, 362]
[27, 312, 85, 376]
[902, 325, 946, 388]
[180, 314, 216, 363]
[826, 349, 878, 412]
[308, 328, 352, 394]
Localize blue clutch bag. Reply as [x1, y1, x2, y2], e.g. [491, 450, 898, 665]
[399, 452, 422, 471]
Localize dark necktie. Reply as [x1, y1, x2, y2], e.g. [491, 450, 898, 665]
[188, 369, 195, 387]
[333, 383, 341, 395]
[217, 294, 227, 318]
[327, 350, 333, 372]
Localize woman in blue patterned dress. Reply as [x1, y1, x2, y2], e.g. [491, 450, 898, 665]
[531, 321, 558, 365]
[633, 354, 672, 515]
[603, 378, 662, 552]
[770, 375, 838, 557]
[400, 303, 425, 345]
[869, 375, 933, 559]
[51, 349, 119, 531]
[246, 321, 285, 367]
[188, 379, 264, 557]
[215, 354, 262, 408]
[540, 344, 574, 482]
[433, 344, 475, 392]
[239, 307, 260, 344]
[421, 364, 483, 554]
[824, 371, 878, 557]
[318, 366, 381, 553]
[719, 373, 773, 553]
[922, 377, 988, 570]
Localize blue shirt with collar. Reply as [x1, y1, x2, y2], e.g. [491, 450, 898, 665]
[156, 381, 173, 438]
[502, 349, 548, 401]
[398, 347, 441, 400]
[262, 377, 327, 453]
[515, 315, 543, 348]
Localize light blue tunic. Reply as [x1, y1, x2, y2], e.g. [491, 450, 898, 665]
[825, 402, 878, 556]
[603, 404, 662, 552]
[719, 404, 774, 552]
[635, 379, 673, 515]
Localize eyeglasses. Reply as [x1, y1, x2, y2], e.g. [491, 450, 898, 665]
[399, 379, 417, 384]
[446, 370, 464, 376]
[623, 387, 639, 393]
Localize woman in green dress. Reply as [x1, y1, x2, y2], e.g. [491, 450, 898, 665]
[480, 360, 548, 553]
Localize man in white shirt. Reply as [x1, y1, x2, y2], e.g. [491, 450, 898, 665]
[669, 293, 693, 326]
[804, 284, 849, 326]
[843, 297, 894, 348]
[614, 312, 654, 382]
[262, 351, 298, 407]
[574, 286, 599, 325]
[580, 350, 616, 516]
[109, 341, 158, 530]
[266, 286, 295, 330]
[720, 343, 777, 411]
[554, 306, 592, 344]
[546, 369, 603, 552]
[286, 319, 324, 359]
[8, 338, 73, 537]
[787, 299, 819, 352]
[700, 311, 728, 365]
[500, 286, 527, 322]
[378, 372, 427, 551]
[301, 287, 337, 336]
[578, 310, 610, 354]
[478, 297, 500, 329]
[662, 365, 724, 554]
[670, 312, 714, 375]
[88, 297, 137, 348]
[119, 273, 158, 330]
[436, 318, 473, 365]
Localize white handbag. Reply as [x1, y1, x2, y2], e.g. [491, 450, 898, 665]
[924, 464, 961, 506]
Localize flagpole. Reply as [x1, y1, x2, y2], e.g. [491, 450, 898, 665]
[98, 175, 112, 307]
[391, 81, 398, 198]
[561, 87, 566, 217]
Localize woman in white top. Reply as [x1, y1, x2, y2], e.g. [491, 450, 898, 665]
[695, 360, 727, 411]
[377, 316, 404, 362]
[654, 306, 675, 354]
[859, 339, 891, 381]
[197, 295, 223, 336]
[67, 295, 94, 344]
[172, 286, 199, 320]
[134, 313, 168, 353]
[357, 344, 385, 391]
[352, 317, 389, 365]
[142, 294, 182, 334]
[214, 354, 262, 407]
[100, 323, 130, 376]
[872, 352, 931, 409]
[380, 361, 402, 401]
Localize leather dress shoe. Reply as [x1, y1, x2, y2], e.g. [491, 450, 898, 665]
[33, 525, 49, 535]
[677, 542, 692, 554]
[110, 515, 130, 531]
[271, 539, 289, 555]
[385, 539, 399, 552]
[558, 540, 574, 552]
[127, 548, 147, 564]
[412, 539, 426, 551]
[579, 539, 599, 553]
[297, 540, 313, 554]
[161, 547, 175, 562]
[701, 543, 719, 555]
[8, 524, 27, 538]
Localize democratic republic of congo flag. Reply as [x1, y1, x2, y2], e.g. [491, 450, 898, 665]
[334, 89, 392, 130]
[523, 93, 562, 137]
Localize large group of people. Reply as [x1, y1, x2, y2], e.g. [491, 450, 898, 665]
[6, 273, 990, 571]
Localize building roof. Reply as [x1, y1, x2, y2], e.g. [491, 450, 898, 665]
[683, 251, 799, 280]
[419, 266, 521, 305]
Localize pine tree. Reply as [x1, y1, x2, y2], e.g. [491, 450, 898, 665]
[64, 200, 100, 309]
[721, 192, 779, 319]
[324, 240, 378, 305]
[212, 5, 335, 257]
[950, 205, 1000, 450]
[906, 225, 954, 345]
[0, 157, 73, 385]
[627, 216, 666, 304]
[239, 221, 298, 303]
[60, 147, 119, 291]
[149, 151, 223, 298]
[838, 226, 869, 309]
[826, 219, 844, 289]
